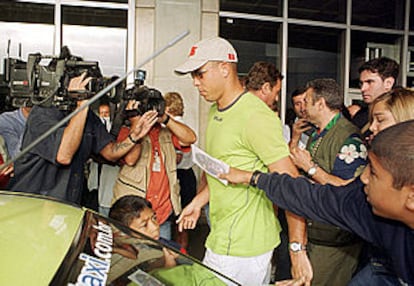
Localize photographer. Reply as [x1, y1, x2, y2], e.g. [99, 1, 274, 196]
[10, 72, 158, 205]
[112, 87, 197, 241]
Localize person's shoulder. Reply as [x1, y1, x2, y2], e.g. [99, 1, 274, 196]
[0, 109, 19, 120]
[240, 92, 272, 113]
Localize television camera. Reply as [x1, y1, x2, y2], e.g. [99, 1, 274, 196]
[3, 46, 121, 110]
[122, 70, 165, 118]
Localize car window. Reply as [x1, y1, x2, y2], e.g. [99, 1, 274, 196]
[51, 209, 238, 286]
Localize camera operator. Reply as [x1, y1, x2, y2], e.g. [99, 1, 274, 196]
[10, 72, 158, 205]
[112, 87, 197, 241]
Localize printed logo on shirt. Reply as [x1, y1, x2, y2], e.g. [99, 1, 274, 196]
[213, 115, 223, 122]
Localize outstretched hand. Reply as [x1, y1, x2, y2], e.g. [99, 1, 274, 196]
[176, 202, 201, 232]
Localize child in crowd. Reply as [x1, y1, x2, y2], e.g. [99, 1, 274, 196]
[109, 195, 186, 268]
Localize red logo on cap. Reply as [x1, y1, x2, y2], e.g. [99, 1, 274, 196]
[228, 53, 235, 60]
[189, 46, 197, 57]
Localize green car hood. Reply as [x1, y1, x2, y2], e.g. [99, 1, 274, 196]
[0, 191, 84, 285]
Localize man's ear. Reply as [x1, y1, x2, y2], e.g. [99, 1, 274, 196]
[316, 97, 326, 109]
[261, 82, 272, 95]
[220, 62, 230, 77]
[383, 77, 395, 90]
[405, 185, 414, 211]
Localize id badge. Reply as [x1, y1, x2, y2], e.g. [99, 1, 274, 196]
[152, 149, 161, 172]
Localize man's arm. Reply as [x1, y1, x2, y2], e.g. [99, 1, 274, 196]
[56, 74, 91, 165]
[267, 157, 313, 285]
[100, 110, 158, 162]
[220, 169, 373, 243]
[176, 172, 209, 231]
[160, 112, 197, 146]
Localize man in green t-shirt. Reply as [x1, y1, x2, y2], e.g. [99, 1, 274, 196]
[175, 37, 311, 285]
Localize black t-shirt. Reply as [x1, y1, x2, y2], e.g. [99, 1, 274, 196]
[11, 106, 113, 204]
[351, 106, 369, 130]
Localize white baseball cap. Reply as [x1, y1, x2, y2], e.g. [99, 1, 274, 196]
[175, 37, 238, 75]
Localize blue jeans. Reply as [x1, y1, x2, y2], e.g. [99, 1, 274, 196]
[348, 260, 404, 286]
[160, 220, 172, 240]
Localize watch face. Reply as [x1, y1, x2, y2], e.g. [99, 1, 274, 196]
[308, 166, 316, 176]
[290, 242, 302, 252]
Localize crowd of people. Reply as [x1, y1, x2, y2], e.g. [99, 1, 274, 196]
[0, 36, 413, 286]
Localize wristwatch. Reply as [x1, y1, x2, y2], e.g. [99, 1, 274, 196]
[289, 242, 306, 252]
[307, 163, 318, 177]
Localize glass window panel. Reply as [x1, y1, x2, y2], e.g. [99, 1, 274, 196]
[352, 0, 405, 30]
[62, 25, 126, 76]
[0, 1, 54, 24]
[288, 0, 346, 23]
[287, 24, 343, 99]
[62, 6, 127, 28]
[220, 17, 281, 75]
[220, 0, 282, 17]
[0, 22, 54, 73]
[62, 6, 127, 76]
[349, 31, 402, 88]
[411, 0, 414, 31]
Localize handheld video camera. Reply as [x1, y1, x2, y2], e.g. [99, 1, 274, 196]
[3, 46, 121, 110]
[122, 70, 165, 118]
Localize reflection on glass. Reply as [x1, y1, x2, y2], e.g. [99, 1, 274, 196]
[352, 0, 405, 29]
[220, 17, 281, 75]
[220, 0, 282, 17]
[349, 31, 401, 88]
[62, 5, 127, 28]
[0, 22, 54, 72]
[62, 25, 126, 76]
[287, 24, 342, 98]
[52, 211, 235, 285]
[288, 0, 346, 23]
[0, 2, 54, 24]
[411, 2, 414, 31]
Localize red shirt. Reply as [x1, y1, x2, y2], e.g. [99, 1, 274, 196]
[118, 124, 189, 224]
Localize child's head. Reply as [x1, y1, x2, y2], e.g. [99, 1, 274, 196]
[369, 87, 414, 136]
[361, 120, 414, 225]
[109, 195, 160, 240]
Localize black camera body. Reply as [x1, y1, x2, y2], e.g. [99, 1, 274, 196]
[121, 69, 165, 118]
[123, 86, 165, 118]
[2, 47, 121, 110]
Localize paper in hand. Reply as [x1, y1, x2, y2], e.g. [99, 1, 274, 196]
[191, 145, 230, 185]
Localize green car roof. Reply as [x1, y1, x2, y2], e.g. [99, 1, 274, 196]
[0, 191, 84, 285]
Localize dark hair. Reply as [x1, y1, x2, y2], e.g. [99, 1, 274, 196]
[245, 61, 283, 91]
[371, 119, 414, 189]
[109, 195, 152, 227]
[358, 57, 399, 85]
[305, 78, 343, 110]
[290, 87, 307, 104]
